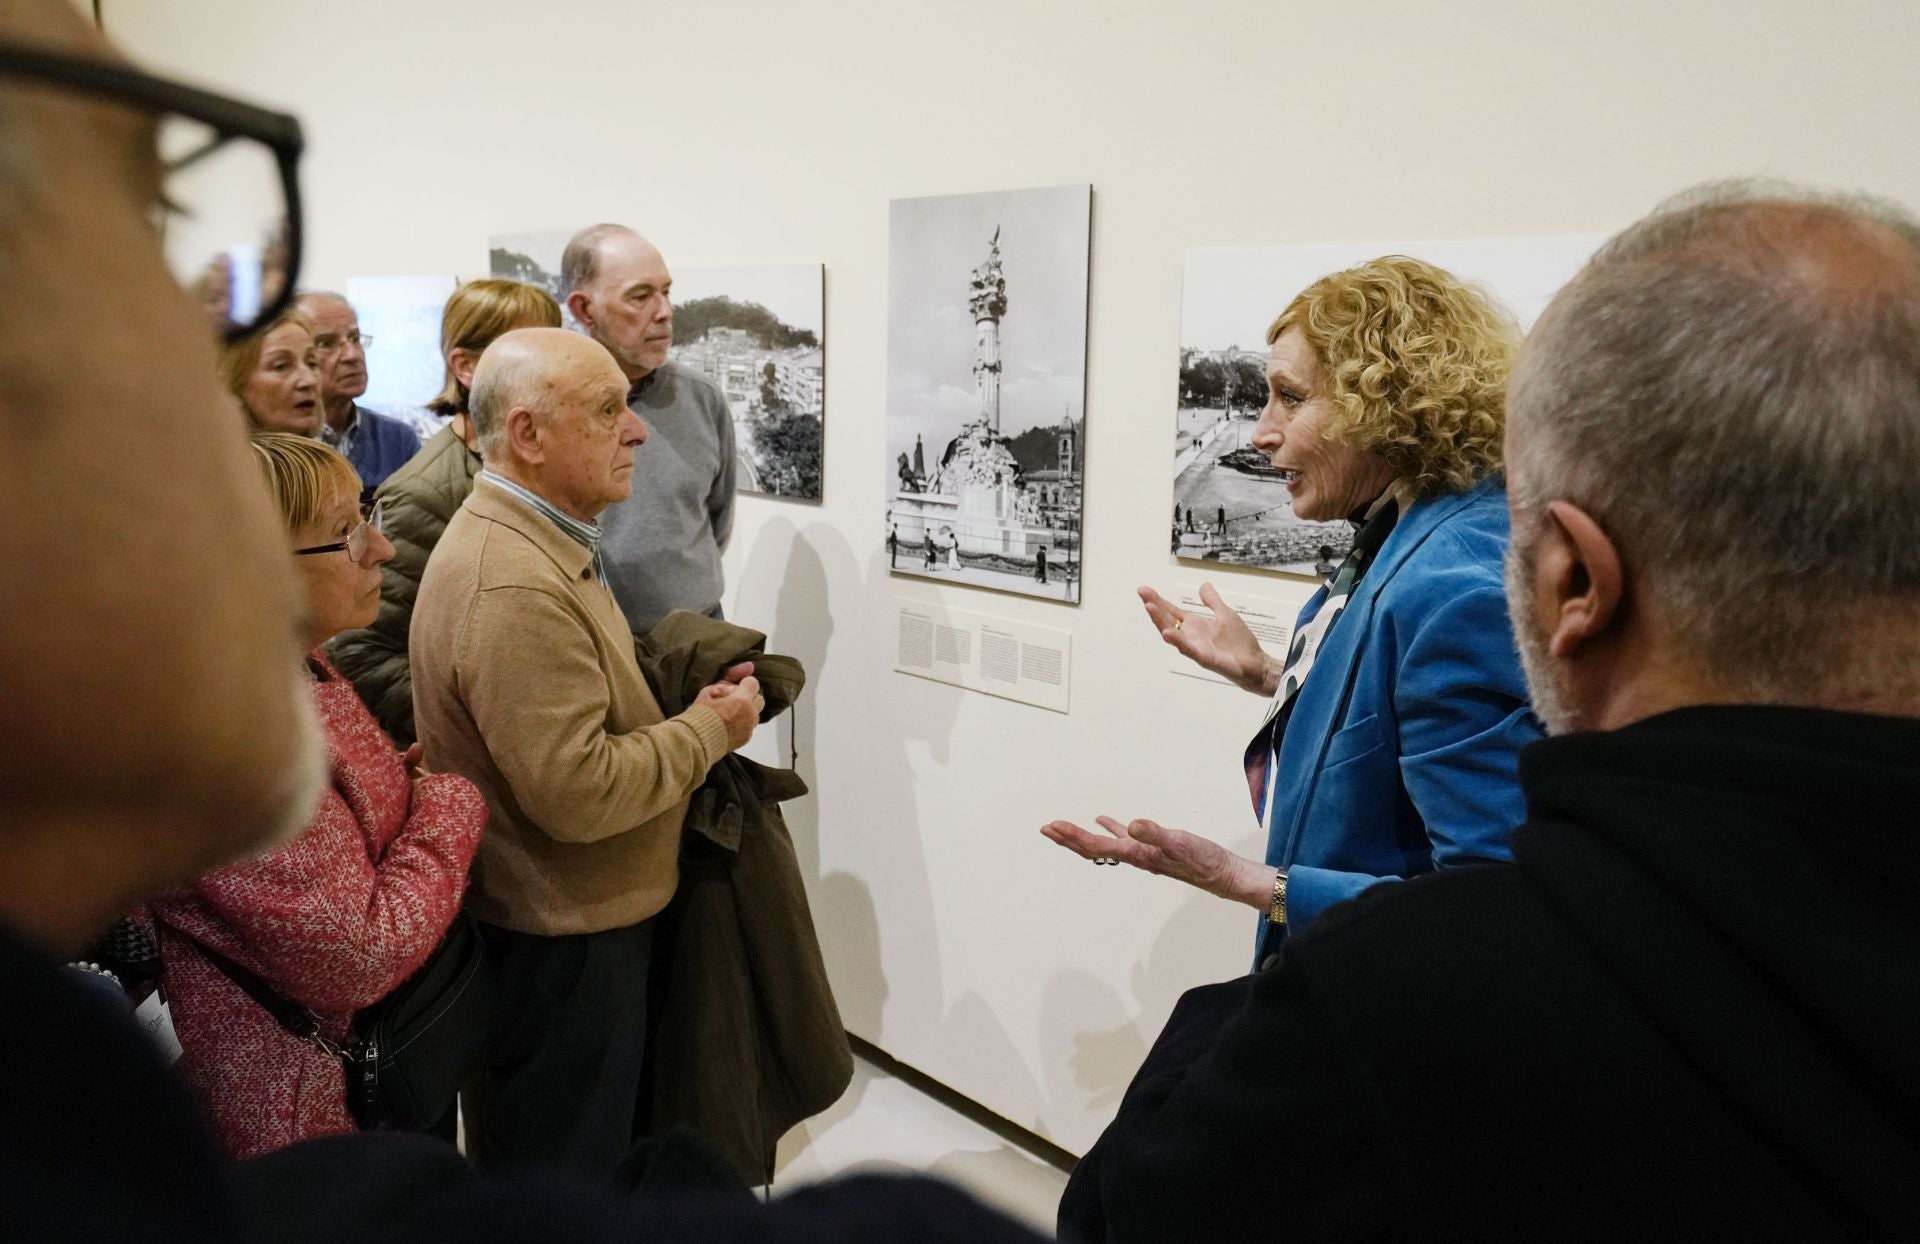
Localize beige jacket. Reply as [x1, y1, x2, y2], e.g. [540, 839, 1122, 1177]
[410, 475, 732, 935]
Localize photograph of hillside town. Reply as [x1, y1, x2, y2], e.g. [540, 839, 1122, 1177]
[668, 263, 824, 501]
[489, 237, 825, 501]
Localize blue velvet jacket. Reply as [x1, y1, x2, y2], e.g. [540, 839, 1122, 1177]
[1252, 476, 1539, 960]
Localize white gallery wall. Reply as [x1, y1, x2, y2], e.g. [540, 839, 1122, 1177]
[107, 0, 1920, 1156]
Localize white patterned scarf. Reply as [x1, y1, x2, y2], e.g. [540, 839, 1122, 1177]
[1244, 491, 1401, 817]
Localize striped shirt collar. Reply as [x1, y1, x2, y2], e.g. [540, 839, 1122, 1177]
[317, 403, 361, 454]
[476, 470, 608, 585]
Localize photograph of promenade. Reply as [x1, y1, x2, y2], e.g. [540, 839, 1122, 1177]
[1175, 237, 1601, 578]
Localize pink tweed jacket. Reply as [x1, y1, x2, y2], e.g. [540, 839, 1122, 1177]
[151, 655, 485, 1158]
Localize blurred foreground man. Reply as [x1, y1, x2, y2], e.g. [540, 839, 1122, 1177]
[0, 4, 323, 1238]
[1062, 182, 1920, 1241]
[410, 328, 761, 1175]
[0, 9, 1038, 1242]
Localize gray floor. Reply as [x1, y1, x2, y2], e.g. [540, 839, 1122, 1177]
[770, 1053, 1070, 1234]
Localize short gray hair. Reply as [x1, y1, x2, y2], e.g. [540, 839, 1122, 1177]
[1508, 178, 1920, 699]
[559, 223, 635, 298]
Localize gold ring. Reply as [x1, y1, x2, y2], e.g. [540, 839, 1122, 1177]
[1173, 618, 1184, 630]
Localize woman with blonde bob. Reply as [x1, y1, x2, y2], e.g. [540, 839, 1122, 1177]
[329, 279, 562, 745]
[151, 434, 485, 1158]
[1045, 256, 1542, 961]
[220, 307, 321, 434]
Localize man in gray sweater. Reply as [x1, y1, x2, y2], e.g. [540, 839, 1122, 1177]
[562, 223, 736, 630]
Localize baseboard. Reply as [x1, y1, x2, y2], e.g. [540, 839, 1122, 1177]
[845, 1032, 1081, 1175]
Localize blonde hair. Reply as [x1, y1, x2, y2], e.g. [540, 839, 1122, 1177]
[249, 432, 360, 536]
[427, 279, 563, 416]
[218, 308, 314, 422]
[1268, 256, 1519, 495]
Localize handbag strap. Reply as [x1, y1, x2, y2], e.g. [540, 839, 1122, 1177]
[158, 918, 344, 1058]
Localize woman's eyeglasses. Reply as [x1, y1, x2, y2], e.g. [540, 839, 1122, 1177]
[294, 500, 384, 563]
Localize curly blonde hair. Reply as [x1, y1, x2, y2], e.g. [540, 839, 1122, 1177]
[1268, 256, 1519, 495]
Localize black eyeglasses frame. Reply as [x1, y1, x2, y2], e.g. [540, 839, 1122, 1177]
[0, 43, 305, 342]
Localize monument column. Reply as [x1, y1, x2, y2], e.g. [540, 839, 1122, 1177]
[969, 227, 1008, 433]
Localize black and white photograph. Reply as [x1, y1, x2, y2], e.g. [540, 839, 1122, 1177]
[885, 184, 1092, 604]
[489, 234, 823, 500]
[1175, 236, 1601, 577]
[487, 230, 578, 330]
[670, 263, 824, 502]
[345, 273, 457, 438]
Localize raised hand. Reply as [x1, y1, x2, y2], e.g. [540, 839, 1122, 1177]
[1039, 815, 1273, 909]
[1138, 582, 1276, 696]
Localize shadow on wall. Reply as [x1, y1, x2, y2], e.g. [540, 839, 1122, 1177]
[1035, 878, 1249, 1152]
[737, 515, 831, 881]
[733, 514, 1241, 1159]
[728, 519, 963, 1061]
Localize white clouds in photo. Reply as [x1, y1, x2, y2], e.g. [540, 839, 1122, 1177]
[672, 263, 822, 336]
[1179, 235, 1604, 354]
[887, 184, 1091, 463]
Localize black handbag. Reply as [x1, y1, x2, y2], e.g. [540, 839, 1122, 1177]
[166, 911, 494, 1130]
[348, 909, 494, 1128]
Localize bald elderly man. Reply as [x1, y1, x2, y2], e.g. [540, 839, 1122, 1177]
[410, 328, 762, 1175]
[561, 223, 736, 631]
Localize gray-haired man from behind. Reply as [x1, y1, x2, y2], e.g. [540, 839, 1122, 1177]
[562, 223, 736, 631]
[1060, 181, 1920, 1241]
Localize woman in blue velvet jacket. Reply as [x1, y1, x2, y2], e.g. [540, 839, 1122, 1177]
[1044, 256, 1541, 960]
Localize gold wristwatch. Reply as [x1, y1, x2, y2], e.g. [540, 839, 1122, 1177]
[1268, 868, 1288, 926]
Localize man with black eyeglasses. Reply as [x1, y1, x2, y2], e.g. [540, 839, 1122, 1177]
[0, 4, 323, 1240]
[0, 7, 1041, 1242]
[296, 290, 420, 494]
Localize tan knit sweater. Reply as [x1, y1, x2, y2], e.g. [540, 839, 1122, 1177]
[410, 476, 732, 935]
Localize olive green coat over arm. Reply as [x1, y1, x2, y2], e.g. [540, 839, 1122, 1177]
[327, 425, 478, 747]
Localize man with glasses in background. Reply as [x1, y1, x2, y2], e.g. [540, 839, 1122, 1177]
[296, 290, 419, 494]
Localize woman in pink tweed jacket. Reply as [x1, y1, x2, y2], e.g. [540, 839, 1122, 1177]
[151, 434, 486, 1158]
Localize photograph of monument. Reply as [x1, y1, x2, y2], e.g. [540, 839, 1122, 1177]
[885, 184, 1092, 604]
[1174, 236, 1602, 577]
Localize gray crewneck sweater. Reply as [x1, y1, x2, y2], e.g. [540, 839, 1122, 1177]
[598, 360, 737, 631]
